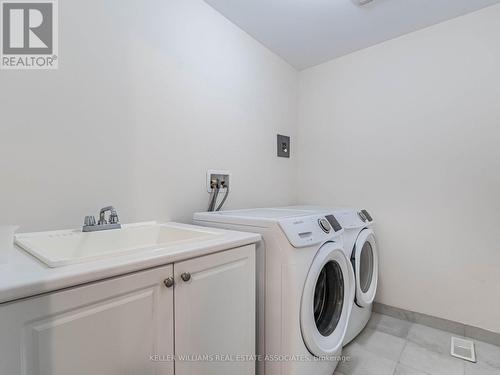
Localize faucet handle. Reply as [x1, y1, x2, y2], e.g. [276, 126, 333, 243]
[84, 215, 96, 227]
[98, 206, 111, 225]
[98, 206, 120, 225]
[109, 209, 119, 224]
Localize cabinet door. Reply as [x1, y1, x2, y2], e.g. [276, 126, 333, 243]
[174, 245, 255, 375]
[0, 265, 174, 375]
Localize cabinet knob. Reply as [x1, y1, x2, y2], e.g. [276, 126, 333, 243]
[163, 277, 175, 288]
[180, 272, 191, 282]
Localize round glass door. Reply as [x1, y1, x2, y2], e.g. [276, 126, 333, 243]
[353, 229, 378, 307]
[301, 242, 355, 357]
[314, 261, 344, 336]
[359, 241, 374, 293]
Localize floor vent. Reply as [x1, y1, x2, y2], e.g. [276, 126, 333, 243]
[451, 337, 476, 363]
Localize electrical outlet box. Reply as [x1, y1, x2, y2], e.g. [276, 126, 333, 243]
[206, 170, 230, 192]
[277, 134, 290, 158]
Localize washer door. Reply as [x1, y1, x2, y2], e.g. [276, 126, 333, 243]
[353, 229, 378, 308]
[301, 242, 355, 357]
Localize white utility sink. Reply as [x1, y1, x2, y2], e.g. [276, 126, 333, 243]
[15, 222, 220, 268]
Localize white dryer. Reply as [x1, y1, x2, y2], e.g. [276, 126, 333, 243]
[193, 208, 355, 375]
[334, 208, 378, 345]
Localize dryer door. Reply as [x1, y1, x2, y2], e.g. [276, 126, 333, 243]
[301, 242, 355, 357]
[353, 229, 378, 308]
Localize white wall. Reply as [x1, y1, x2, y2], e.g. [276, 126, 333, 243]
[2, 0, 499, 333]
[0, 0, 298, 231]
[297, 4, 500, 333]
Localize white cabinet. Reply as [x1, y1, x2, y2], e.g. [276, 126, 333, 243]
[0, 245, 255, 375]
[175, 245, 255, 375]
[0, 264, 174, 375]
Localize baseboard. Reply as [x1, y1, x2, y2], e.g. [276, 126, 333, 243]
[373, 302, 500, 347]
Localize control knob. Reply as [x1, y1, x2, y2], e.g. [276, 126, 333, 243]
[318, 218, 332, 233]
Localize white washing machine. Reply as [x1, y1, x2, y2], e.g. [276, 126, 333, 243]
[193, 208, 355, 375]
[285, 206, 379, 346]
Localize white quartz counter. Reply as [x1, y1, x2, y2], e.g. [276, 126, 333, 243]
[0, 222, 260, 304]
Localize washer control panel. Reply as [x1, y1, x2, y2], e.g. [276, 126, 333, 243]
[325, 214, 343, 232]
[279, 214, 344, 248]
[318, 218, 331, 233]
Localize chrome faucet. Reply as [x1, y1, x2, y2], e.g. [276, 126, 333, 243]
[83, 206, 121, 232]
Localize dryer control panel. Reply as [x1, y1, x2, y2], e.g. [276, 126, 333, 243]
[278, 214, 344, 248]
[333, 208, 374, 229]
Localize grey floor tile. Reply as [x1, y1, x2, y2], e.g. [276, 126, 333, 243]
[464, 362, 500, 375]
[343, 313, 500, 375]
[337, 342, 397, 375]
[399, 342, 465, 375]
[393, 364, 431, 375]
[474, 340, 500, 370]
[368, 313, 412, 339]
[407, 323, 459, 356]
[354, 328, 407, 361]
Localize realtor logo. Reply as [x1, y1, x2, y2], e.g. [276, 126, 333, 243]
[1, 0, 58, 69]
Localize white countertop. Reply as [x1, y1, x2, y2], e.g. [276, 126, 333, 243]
[0, 222, 260, 305]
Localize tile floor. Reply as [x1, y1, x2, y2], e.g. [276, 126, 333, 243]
[336, 313, 500, 375]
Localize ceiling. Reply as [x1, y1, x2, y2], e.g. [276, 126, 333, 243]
[204, 0, 500, 70]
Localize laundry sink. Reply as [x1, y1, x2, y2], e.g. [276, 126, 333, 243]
[15, 222, 219, 268]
